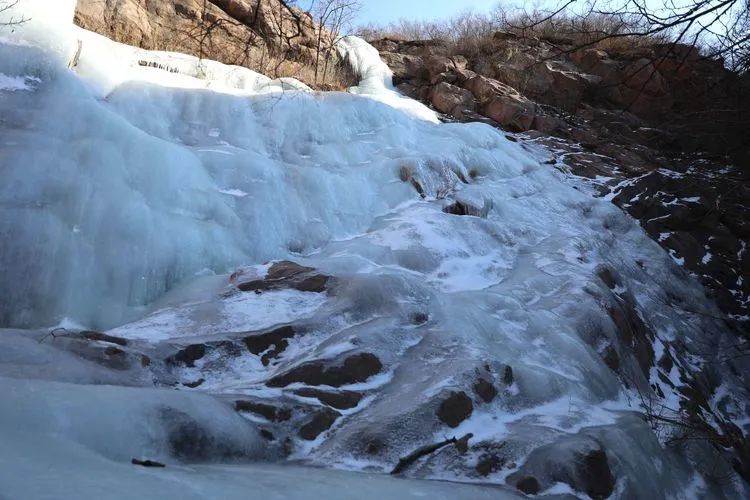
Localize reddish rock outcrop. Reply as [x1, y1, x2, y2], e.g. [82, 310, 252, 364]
[74, 0, 341, 87]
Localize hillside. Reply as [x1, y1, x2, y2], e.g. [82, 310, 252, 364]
[369, 33, 750, 326]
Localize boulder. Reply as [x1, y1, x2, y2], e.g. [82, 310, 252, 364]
[161, 408, 253, 461]
[464, 75, 513, 102]
[464, 75, 536, 131]
[453, 68, 478, 84]
[481, 96, 536, 132]
[75, 0, 324, 76]
[167, 344, 206, 368]
[473, 378, 497, 403]
[493, 57, 554, 96]
[235, 400, 292, 422]
[515, 476, 540, 494]
[476, 451, 505, 476]
[573, 49, 621, 85]
[380, 52, 426, 84]
[299, 408, 340, 440]
[423, 55, 453, 79]
[267, 353, 383, 388]
[443, 200, 486, 217]
[579, 449, 616, 499]
[243, 326, 296, 365]
[531, 112, 562, 134]
[507, 437, 616, 499]
[430, 82, 476, 115]
[236, 261, 330, 293]
[437, 391, 473, 428]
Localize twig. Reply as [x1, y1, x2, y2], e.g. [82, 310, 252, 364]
[391, 433, 474, 475]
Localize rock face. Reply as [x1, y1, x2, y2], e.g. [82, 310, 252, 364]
[74, 0, 338, 86]
[430, 82, 475, 116]
[611, 166, 750, 320]
[371, 35, 749, 160]
[464, 75, 536, 131]
[371, 34, 750, 329]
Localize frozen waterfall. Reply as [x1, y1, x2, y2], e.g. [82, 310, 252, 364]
[0, 1, 748, 499]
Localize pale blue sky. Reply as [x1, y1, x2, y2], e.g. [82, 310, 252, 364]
[358, 0, 501, 25]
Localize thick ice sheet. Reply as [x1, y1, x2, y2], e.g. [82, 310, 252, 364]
[0, 3, 748, 499]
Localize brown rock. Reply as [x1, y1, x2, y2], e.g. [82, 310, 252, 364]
[237, 261, 330, 293]
[516, 476, 540, 494]
[243, 326, 296, 365]
[423, 55, 453, 78]
[294, 388, 363, 410]
[380, 52, 426, 83]
[603, 347, 620, 372]
[235, 400, 292, 422]
[624, 58, 668, 96]
[437, 391, 473, 428]
[481, 96, 536, 132]
[531, 113, 562, 134]
[75, 0, 325, 80]
[167, 344, 206, 368]
[183, 378, 205, 388]
[453, 68, 478, 84]
[579, 449, 615, 499]
[607, 299, 655, 377]
[431, 82, 476, 115]
[267, 353, 383, 388]
[474, 378, 497, 403]
[463, 76, 536, 131]
[299, 408, 340, 440]
[266, 261, 314, 280]
[476, 453, 505, 476]
[132, 458, 165, 468]
[464, 75, 511, 102]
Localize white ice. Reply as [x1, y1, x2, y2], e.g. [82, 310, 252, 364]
[0, 2, 747, 499]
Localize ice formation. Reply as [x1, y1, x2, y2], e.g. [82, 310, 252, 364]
[0, 1, 748, 498]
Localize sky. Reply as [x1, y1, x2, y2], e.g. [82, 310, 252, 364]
[357, 0, 501, 26]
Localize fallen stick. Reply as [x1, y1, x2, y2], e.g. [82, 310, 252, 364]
[391, 433, 473, 475]
[132, 458, 166, 468]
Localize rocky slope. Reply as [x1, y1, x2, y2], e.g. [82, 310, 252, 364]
[372, 34, 750, 330]
[74, 0, 346, 87]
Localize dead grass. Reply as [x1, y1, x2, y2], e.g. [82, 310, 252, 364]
[359, 10, 668, 59]
[260, 55, 358, 91]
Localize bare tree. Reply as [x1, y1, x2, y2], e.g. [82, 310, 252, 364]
[502, 0, 749, 73]
[0, 0, 27, 28]
[311, 0, 360, 85]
